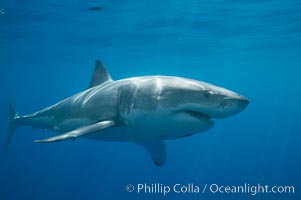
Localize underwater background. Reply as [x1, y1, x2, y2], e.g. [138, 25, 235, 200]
[0, 0, 300, 199]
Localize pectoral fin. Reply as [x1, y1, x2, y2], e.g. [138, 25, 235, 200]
[139, 139, 166, 166]
[34, 120, 115, 143]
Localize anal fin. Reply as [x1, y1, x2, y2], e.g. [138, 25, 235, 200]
[34, 120, 115, 143]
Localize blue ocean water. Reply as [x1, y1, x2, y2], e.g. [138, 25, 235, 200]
[0, 0, 300, 199]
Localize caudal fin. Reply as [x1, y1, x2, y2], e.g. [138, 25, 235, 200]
[6, 102, 18, 152]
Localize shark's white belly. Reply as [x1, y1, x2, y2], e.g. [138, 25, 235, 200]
[84, 109, 212, 142]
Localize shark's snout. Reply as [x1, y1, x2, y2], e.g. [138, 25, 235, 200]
[219, 96, 249, 118]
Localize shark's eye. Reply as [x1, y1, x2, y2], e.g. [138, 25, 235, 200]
[204, 91, 214, 99]
[204, 91, 210, 98]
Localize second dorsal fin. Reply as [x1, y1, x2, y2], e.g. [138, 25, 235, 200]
[88, 60, 112, 88]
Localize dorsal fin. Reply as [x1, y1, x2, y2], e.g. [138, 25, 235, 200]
[88, 60, 112, 88]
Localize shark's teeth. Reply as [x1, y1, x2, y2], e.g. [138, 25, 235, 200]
[181, 110, 214, 125]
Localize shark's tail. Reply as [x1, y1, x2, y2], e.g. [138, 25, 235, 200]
[6, 101, 19, 152]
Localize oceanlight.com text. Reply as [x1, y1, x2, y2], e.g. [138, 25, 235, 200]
[125, 182, 295, 196]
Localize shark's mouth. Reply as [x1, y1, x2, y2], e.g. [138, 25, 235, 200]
[182, 110, 214, 125]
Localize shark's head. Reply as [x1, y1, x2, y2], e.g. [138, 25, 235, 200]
[195, 82, 249, 119]
[200, 85, 249, 119]
[170, 78, 249, 125]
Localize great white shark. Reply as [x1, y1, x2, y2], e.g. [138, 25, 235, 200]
[6, 60, 249, 166]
